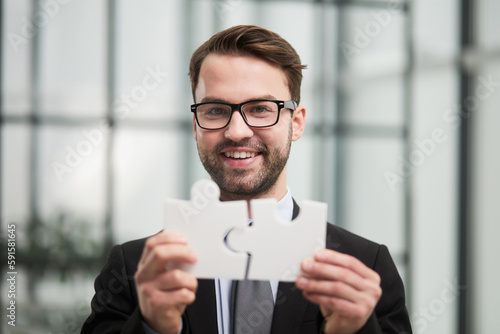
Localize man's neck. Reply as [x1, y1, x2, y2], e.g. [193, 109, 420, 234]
[219, 186, 288, 202]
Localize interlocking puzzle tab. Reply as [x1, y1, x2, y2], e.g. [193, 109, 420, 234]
[164, 180, 249, 279]
[164, 180, 327, 281]
[226, 199, 326, 281]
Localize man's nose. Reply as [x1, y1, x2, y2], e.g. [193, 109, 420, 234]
[224, 110, 254, 141]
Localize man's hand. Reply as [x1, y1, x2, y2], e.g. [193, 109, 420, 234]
[295, 249, 382, 334]
[135, 232, 198, 334]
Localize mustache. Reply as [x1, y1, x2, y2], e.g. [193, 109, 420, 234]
[214, 139, 268, 154]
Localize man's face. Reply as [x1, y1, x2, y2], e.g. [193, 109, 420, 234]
[193, 54, 305, 200]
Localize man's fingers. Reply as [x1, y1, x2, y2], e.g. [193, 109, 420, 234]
[136, 270, 198, 318]
[152, 269, 199, 293]
[302, 292, 358, 312]
[302, 292, 371, 324]
[135, 233, 199, 334]
[147, 286, 197, 307]
[300, 258, 369, 291]
[300, 257, 381, 294]
[143, 231, 188, 251]
[297, 275, 380, 303]
[138, 243, 198, 278]
[297, 250, 382, 308]
[139, 283, 197, 329]
[297, 276, 362, 303]
[313, 249, 381, 283]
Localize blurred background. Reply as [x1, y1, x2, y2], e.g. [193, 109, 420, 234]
[1, 0, 499, 333]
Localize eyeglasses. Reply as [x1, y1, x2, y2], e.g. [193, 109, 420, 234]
[191, 99, 297, 130]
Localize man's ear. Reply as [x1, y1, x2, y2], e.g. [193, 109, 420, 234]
[291, 105, 306, 142]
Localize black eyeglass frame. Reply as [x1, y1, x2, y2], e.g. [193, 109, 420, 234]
[190, 99, 297, 130]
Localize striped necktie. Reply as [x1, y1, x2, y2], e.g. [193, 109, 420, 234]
[230, 279, 274, 334]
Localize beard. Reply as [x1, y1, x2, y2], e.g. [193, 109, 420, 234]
[197, 125, 292, 200]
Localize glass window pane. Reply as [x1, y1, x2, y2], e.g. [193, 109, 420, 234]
[342, 6, 406, 77]
[216, 0, 260, 28]
[289, 132, 338, 224]
[414, 0, 459, 64]
[39, 0, 106, 116]
[5, 268, 96, 332]
[345, 74, 404, 127]
[2, 0, 32, 115]
[411, 65, 459, 334]
[116, 0, 188, 121]
[477, 0, 500, 50]
[472, 59, 500, 334]
[310, 5, 339, 125]
[5, 124, 108, 333]
[319, 135, 338, 224]
[190, 1, 216, 51]
[1, 124, 31, 237]
[113, 127, 184, 243]
[342, 137, 405, 256]
[37, 124, 107, 242]
[288, 134, 317, 203]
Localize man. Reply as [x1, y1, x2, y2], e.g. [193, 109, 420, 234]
[81, 25, 412, 334]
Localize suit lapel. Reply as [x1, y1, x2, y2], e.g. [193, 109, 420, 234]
[185, 279, 218, 333]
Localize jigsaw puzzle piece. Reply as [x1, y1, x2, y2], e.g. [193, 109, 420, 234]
[226, 199, 326, 281]
[164, 179, 248, 279]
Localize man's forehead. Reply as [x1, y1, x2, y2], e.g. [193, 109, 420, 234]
[195, 54, 290, 102]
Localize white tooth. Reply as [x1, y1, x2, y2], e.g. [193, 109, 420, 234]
[225, 151, 256, 159]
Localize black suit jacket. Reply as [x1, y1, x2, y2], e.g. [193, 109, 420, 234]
[82, 204, 412, 334]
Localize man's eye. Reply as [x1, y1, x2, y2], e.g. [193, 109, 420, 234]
[249, 105, 272, 114]
[205, 107, 228, 116]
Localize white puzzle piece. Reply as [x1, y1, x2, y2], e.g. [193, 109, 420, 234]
[226, 198, 327, 281]
[164, 180, 327, 281]
[164, 179, 249, 279]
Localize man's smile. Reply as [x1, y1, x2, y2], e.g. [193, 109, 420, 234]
[220, 149, 262, 169]
[223, 151, 258, 159]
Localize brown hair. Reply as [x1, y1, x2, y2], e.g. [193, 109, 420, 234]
[189, 25, 307, 104]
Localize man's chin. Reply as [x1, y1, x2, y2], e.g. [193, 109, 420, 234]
[215, 178, 262, 198]
[220, 180, 257, 195]
[217, 176, 280, 200]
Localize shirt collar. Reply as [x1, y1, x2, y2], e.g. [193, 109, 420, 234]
[275, 188, 294, 222]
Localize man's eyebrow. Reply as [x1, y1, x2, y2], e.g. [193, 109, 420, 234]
[200, 97, 227, 103]
[200, 94, 278, 104]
